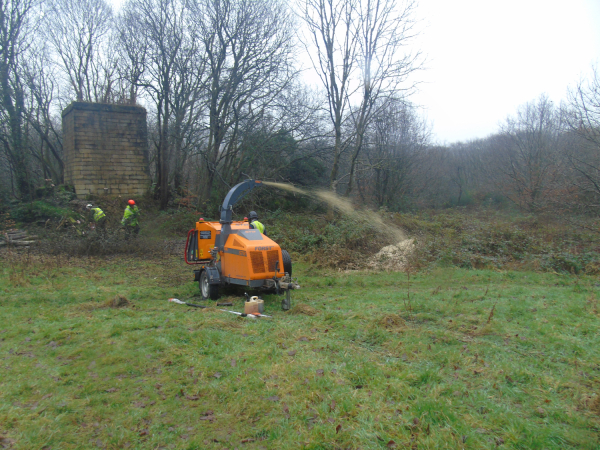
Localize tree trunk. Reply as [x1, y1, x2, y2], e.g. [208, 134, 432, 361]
[345, 129, 364, 196]
[0, 59, 29, 199]
[159, 96, 170, 210]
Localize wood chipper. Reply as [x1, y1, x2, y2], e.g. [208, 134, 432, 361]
[185, 179, 299, 310]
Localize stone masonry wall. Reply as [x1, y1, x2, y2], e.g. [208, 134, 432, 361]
[62, 102, 150, 198]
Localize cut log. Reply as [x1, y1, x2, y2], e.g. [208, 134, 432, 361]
[6, 234, 28, 241]
[4, 238, 37, 243]
[2, 240, 36, 246]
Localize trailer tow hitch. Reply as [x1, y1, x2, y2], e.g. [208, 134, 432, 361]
[282, 285, 292, 311]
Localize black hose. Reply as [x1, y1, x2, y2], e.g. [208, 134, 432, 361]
[185, 302, 207, 308]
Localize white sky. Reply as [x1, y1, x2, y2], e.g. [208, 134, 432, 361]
[110, 0, 600, 145]
[413, 0, 600, 144]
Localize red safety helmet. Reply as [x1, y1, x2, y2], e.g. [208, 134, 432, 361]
[128, 199, 136, 206]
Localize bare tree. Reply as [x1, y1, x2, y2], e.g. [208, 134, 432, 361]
[448, 154, 466, 205]
[114, 4, 151, 105]
[225, 85, 328, 185]
[302, 0, 421, 197]
[303, 0, 358, 193]
[0, 0, 38, 198]
[443, 140, 490, 206]
[191, 0, 296, 206]
[22, 47, 65, 184]
[119, 0, 202, 209]
[345, 0, 421, 195]
[567, 66, 600, 148]
[495, 95, 564, 212]
[367, 98, 430, 209]
[565, 66, 600, 211]
[45, 0, 113, 102]
[169, 46, 205, 195]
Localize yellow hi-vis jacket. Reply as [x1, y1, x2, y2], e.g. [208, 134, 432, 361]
[250, 220, 266, 234]
[91, 207, 106, 222]
[121, 205, 139, 227]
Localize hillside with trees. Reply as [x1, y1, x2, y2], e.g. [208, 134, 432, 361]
[0, 0, 599, 219]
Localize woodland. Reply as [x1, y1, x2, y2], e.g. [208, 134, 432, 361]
[0, 0, 599, 217]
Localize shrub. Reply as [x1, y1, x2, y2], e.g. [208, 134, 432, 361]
[11, 201, 78, 223]
[54, 185, 77, 204]
[153, 210, 203, 236]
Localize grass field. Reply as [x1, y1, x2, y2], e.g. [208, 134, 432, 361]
[1, 249, 600, 449]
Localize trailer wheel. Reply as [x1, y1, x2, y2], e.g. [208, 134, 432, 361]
[281, 249, 292, 277]
[200, 270, 220, 300]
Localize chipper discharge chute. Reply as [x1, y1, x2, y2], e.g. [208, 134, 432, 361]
[184, 179, 299, 310]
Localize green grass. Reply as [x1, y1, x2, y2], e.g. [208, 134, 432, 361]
[1, 251, 600, 449]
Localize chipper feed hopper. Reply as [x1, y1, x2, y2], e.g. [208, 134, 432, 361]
[185, 179, 299, 310]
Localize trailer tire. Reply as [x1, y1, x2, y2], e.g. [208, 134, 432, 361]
[200, 270, 220, 300]
[281, 249, 292, 277]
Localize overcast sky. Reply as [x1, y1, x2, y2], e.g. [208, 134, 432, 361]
[413, 0, 600, 144]
[110, 0, 600, 145]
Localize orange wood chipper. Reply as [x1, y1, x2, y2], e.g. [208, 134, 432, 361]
[185, 179, 299, 310]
